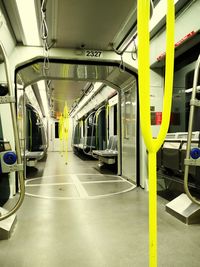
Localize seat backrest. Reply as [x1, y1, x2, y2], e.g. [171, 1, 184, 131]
[111, 135, 118, 151]
[107, 136, 114, 150]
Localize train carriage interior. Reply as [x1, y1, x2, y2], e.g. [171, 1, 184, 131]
[0, 0, 200, 266]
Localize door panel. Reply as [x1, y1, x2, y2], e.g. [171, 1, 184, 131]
[49, 120, 61, 152]
[121, 79, 137, 184]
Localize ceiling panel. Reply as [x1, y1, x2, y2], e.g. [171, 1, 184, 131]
[3, 0, 137, 117]
[50, 80, 87, 114]
[17, 61, 134, 117]
[46, 0, 137, 50]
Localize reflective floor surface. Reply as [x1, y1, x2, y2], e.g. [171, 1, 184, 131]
[1, 152, 200, 267]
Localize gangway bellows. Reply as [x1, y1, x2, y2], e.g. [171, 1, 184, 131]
[0, 42, 25, 221]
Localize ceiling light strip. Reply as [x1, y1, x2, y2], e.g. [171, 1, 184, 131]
[15, 0, 40, 46]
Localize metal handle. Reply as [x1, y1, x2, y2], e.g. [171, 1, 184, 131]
[184, 53, 200, 205]
[0, 42, 25, 221]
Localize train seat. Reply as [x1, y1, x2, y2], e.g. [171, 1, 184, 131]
[180, 141, 200, 180]
[162, 141, 181, 175]
[158, 132, 200, 186]
[73, 137, 85, 149]
[73, 136, 96, 150]
[25, 150, 45, 167]
[93, 135, 118, 164]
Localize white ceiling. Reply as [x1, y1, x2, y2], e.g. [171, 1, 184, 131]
[50, 80, 88, 115]
[2, 0, 137, 116]
[44, 0, 136, 50]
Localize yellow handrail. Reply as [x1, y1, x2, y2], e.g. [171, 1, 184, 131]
[137, 1, 175, 266]
[59, 113, 64, 153]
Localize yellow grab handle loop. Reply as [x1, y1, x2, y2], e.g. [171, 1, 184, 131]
[137, 1, 175, 266]
[154, 0, 175, 152]
[138, 0, 175, 153]
[138, 1, 153, 150]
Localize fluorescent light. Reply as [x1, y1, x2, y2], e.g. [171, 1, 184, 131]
[150, 0, 179, 32]
[25, 86, 42, 118]
[37, 80, 49, 117]
[16, 0, 40, 46]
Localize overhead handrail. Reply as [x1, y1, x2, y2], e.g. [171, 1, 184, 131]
[137, 1, 175, 266]
[184, 54, 200, 205]
[0, 42, 25, 221]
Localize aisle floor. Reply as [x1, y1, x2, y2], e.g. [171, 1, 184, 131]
[0, 152, 200, 267]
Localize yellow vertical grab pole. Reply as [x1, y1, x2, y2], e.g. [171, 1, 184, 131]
[59, 113, 64, 155]
[63, 103, 69, 163]
[137, 1, 175, 266]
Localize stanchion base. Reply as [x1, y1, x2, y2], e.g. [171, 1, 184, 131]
[0, 207, 17, 240]
[166, 193, 200, 224]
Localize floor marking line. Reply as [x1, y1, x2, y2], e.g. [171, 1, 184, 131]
[87, 184, 136, 199]
[120, 176, 137, 186]
[71, 174, 88, 198]
[25, 184, 136, 200]
[25, 173, 123, 183]
[25, 192, 81, 200]
[26, 180, 126, 187]
[81, 180, 126, 184]
[26, 182, 74, 187]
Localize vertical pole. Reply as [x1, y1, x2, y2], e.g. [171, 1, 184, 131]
[117, 91, 122, 176]
[137, 1, 174, 265]
[148, 151, 157, 267]
[0, 42, 25, 221]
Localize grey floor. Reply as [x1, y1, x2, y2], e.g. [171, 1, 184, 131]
[0, 152, 200, 267]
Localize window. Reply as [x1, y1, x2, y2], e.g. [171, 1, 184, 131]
[55, 122, 59, 138]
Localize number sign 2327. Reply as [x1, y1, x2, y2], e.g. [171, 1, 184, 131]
[85, 50, 102, 58]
